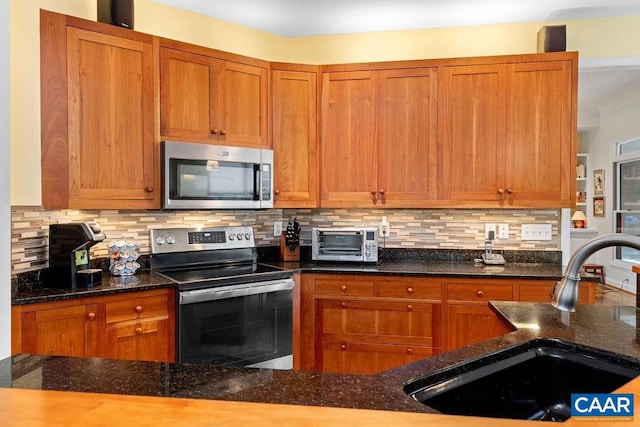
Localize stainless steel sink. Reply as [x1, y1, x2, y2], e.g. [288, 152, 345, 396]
[403, 339, 640, 422]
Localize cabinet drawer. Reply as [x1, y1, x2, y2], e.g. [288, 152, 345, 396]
[315, 278, 374, 297]
[519, 282, 592, 304]
[106, 294, 169, 324]
[378, 279, 442, 299]
[320, 341, 435, 374]
[447, 282, 513, 302]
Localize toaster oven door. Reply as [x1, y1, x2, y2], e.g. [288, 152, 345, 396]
[314, 230, 364, 261]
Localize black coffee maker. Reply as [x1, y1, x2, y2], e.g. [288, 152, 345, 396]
[40, 222, 106, 289]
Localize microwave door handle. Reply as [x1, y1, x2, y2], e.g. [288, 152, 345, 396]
[254, 164, 261, 201]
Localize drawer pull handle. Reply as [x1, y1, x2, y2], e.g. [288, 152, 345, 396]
[340, 343, 347, 351]
[407, 305, 414, 312]
[135, 327, 143, 334]
[406, 287, 414, 294]
[340, 302, 347, 309]
[477, 290, 484, 298]
[340, 285, 347, 292]
[135, 305, 143, 313]
[87, 312, 96, 320]
[407, 348, 413, 355]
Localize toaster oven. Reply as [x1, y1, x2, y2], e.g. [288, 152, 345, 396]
[311, 228, 378, 263]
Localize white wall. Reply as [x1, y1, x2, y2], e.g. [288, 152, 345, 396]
[1, 0, 11, 358]
[582, 88, 640, 292]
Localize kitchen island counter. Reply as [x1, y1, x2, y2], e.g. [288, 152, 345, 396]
[4, 302, 640, 425]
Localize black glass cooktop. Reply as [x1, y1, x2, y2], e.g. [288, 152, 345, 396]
[158, 263, 288, 291]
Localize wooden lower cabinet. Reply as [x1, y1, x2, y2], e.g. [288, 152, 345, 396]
[20, 303, 101, 358]
[316, 298, 441, 374]
[298, 273, 596, 374]
[13, 289, 175, 362]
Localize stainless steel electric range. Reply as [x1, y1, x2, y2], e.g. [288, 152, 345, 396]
[150, 226, 293, 369]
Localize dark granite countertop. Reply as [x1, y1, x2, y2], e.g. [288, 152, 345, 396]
[12, 260, 570, 305]
[4, 302, 640, 414]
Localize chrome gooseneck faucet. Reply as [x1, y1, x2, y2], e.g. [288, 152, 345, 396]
[552, 233, 640, 312]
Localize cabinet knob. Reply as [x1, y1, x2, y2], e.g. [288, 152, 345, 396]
[506, 188, 514, 195]
[379, 189, 385, 195]
[406, 287, 414, 294]
[274, 189, 280, 195]
[407, 304, 414, 312]
[340, 285, 347, 292]
[477, 290, 484, 298]
[87, 312, 96, 320]
[211, 128, 219, 135]
[340, 343, 347, 351]
[135, 305, 143, 313]
[407, 348, 413, 355]
[135, 327, 143, 334]
[497, 188, 505, 195]
[340, 302, 347, 309]
[220, 129, 227, 136]
[145, 186, 153, 193]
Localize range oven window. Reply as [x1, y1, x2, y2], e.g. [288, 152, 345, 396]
[178, 285, 292, 367]
[170, 159, 258, 201]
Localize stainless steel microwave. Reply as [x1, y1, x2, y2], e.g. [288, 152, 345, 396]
[312, 228, 378, 263]
[162, 141, 273, 209]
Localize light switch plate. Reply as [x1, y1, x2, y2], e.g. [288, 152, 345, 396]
[521, 224, 552, 241]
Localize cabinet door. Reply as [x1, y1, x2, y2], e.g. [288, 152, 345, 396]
[441, 64, 506, 204]
[217, 61, 269, 148]
[378, 68, 439, 206]
[320, 71, 378, 207]
[66, 28, 156, 207]
[160, 47, 215, 141]
[272, 69, 318, 207]
[446, 304, 511, 351]
[21, 303, 100, 358]
[105, 318, 170, 362]
[505, 61, 574, 206]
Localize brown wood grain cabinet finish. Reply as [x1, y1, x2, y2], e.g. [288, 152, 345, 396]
[159, 45, 269, 148]
[271, 65, 319, 207]
[298, 273, 595, 374]
[12, 289, 175, 363]
[41, 10, 159, 209]
[320, 68, 439, 207]
[441, 57, 577, 208]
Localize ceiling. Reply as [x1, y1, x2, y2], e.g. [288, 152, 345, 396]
[153, 0, 640, 110]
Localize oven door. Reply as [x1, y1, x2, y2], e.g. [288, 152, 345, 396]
[178, 278, 293, 369]
[162, 141, 273, 209]
[313, 230, 365, 262]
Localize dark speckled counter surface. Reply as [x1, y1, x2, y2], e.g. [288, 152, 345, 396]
[4, 303, 640, 414]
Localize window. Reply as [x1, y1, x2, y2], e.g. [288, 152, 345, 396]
[615, 139, 640, 263]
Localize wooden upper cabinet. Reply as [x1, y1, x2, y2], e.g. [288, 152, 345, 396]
[504, 61, 574, 205]
[321, 71, 378, 206]
[378, 68, 439, 206]
[159, 46, 269, 148]
[271, 66, 319, 207]
[441, 64, 506, 203]
[441, 56, 576, 208]
[41, 11, 159, 209]
[320, 67, 438, 207]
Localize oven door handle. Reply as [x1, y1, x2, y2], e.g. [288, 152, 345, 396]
[179, 278, 294, 305]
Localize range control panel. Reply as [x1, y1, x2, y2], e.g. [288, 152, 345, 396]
[150, 226, 255, 254]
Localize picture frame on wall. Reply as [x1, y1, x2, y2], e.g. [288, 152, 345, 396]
[594, 169, 604, 195]
[594, 196, 605, 217]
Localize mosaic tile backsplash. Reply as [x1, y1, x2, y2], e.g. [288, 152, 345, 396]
[11, 206, 560, 276]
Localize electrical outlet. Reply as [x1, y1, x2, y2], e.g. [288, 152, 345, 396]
[485, 223, 496, 239]
[498, 224, 509, 239]
[273, 221, 283, 237]
[380, 216, 390, 238]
